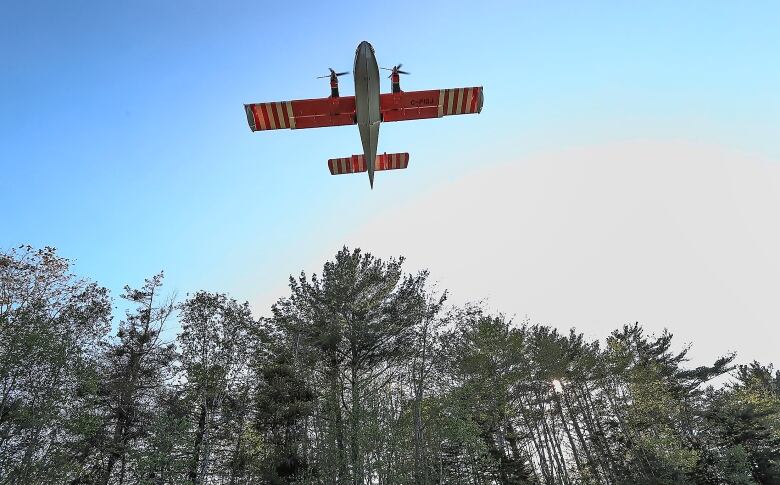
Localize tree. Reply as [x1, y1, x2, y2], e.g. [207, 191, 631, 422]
[270, 247, 428, 484]
[409, 283, 447, 484]
[3, 244, 780, 484]
[178, 291, 255, 485]
[0, 246, 110, 484]
[441, 307, 535, 484]
[253, 331, 315, 483]
[697, 362, 780, 484]
[93, 273, 177, 485]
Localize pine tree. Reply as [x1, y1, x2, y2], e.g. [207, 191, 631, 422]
[269, 247, 428, 484]
[93, 273, 177, 485]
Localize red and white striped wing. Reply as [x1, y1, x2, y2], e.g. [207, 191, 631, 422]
[380, 87, 482, 122]
[328, 153, 410, 175]
[376, 152, 410, 171]
[328, 155, 367, 175]
[245, 96, 356, 131]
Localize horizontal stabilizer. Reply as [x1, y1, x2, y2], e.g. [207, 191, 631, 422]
[328, 152, 410, 175]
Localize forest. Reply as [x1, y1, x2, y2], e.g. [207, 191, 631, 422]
[1, 245, 778, 485]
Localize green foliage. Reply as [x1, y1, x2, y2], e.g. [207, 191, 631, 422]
[0, 246, 111, 484]
[1, 245, 778, 484]
[700, 363, 780, 484]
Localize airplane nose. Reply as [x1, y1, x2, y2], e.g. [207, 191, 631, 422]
[357, 41, 373, 56]
[354, 41, 377, 76]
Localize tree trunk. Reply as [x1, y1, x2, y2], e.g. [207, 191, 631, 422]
[517, 398, 553, 484]
[576, 384, 618, 479]
[100, 418, 127, 485]
[553, 392, 587, 480]
[328, 357, 347, 484]
[188, 402, 207, 484]
[562, 387, 606, 483]
[413, 321, 429, 485]
[350, 362, 362, 485]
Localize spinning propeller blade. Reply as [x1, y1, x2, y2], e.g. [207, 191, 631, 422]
[317, 68, 350, 79]
[382, 64, 410, 77]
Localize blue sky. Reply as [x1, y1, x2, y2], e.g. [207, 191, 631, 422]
[2, 2, 779, 363]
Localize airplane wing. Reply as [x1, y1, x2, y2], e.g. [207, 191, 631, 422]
[380, 87, 483, 122]
[244, 96, 356, 131]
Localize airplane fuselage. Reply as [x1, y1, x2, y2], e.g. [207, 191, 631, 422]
[353, 41, 381, 188]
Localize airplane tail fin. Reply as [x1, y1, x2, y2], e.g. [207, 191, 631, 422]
[328, 153, 410, 175]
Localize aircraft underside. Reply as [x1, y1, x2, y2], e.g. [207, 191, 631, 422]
[353, 41, 381, 188]
[243, 41, 483, 188]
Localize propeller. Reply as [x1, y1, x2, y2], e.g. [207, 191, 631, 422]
[317, 68, 350, 79]
[381, 64, 411, 77]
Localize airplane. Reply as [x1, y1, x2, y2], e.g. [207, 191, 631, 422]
[244, 41, 483, 188]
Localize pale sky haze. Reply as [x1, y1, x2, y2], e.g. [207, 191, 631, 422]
[255, 140, 780, 368]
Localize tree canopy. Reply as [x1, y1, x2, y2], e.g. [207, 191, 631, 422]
[1, 245, 778, 484]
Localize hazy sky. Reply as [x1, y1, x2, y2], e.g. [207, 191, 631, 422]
[2, 2, 778, 367]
